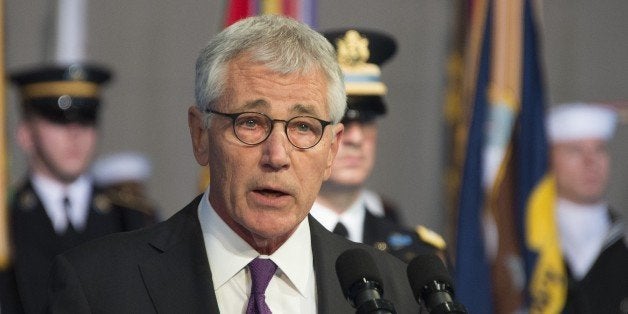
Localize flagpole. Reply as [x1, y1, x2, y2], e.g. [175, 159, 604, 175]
[0, 0, 11, 269]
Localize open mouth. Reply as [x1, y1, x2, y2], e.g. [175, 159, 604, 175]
[255, 189, 288, 198]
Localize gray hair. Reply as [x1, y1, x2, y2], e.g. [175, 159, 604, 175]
[194, 14, 346, 124]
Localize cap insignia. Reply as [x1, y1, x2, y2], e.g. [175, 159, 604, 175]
[337, 30, 370, 67]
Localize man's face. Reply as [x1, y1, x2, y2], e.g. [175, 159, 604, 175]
[551, 138, 610, 204]
[326, 120, 378, 187]
[190, 55, 342, 249]
[18, 117, 98, 183]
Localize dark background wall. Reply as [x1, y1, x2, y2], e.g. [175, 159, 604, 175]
[6, 1, 628, 237]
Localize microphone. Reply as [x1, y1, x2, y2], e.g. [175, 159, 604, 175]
[407, 254, 467, 313]
[335, 248, 397, 314]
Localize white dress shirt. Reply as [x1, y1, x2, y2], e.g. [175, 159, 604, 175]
[556, 198, 611, 280]
[198, 188, 317, 314]
[31, 174, 92, 233]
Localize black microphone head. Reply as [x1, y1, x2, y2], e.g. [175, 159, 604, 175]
[407, 254, 453, 298]
[408, 254, 468, 313]
[335, 248, 384, 300]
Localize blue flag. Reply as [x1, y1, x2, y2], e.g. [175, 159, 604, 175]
[454, 0, 550, 312]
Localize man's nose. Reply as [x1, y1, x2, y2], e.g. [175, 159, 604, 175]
[260, 123, 291, 170]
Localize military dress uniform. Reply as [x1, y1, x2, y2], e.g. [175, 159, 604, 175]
[311, 191, 447, 264]
[9, 179, 155, 314]
[364, 209, 446, 263]
[312, 29, 449, 265]
[542, 103, 628, 313]
[561, 213, 628, 314]
[2, 64, 156, 314]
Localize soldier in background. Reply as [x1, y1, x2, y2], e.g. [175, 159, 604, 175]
[311, 29, 447, 264]
[545, 103, 628, 313]
[4, 64, 156, 313]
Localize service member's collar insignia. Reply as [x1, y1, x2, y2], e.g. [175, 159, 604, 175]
[373, 241, 388, 252]
[93, 193, 112, 214]
[19, 191, 38, 211]
[337, 30, 370, 67]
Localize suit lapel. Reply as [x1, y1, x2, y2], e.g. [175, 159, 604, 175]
[137, 206, 360, 313]
[139, 196, 220, 313]
[309, 215, 356, 313]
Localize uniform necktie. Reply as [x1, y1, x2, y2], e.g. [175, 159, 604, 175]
[333, 222, 349, 238]
[246, 258, 277, 314]
[62, 195, 75, 233]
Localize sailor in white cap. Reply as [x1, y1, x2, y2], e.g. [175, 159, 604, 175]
[546, 102, 628, 313]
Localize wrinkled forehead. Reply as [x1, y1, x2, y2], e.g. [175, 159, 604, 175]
[220, 58, 330, 117]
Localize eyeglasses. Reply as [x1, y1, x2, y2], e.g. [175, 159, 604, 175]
[207, 110, 332, 149]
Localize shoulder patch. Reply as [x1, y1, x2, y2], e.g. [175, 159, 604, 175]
[415, 225, 446, 250]
[387, 232, 413, 249]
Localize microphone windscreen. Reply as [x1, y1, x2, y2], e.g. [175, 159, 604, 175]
[406, 254, 453, 295]
[335, 248, 383, 296]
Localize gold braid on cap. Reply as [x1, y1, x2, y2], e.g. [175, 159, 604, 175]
[21, 81, 100, 100]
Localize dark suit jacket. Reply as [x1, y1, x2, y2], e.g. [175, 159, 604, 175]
[7, 179, 155, 314]
[48, 195, 421, 313]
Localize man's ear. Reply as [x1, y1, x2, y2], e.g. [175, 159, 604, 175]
[323, 123, 344, 180]
[188, 105, 209, 166]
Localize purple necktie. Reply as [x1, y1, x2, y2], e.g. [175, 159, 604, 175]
[246, 258, 277, 314]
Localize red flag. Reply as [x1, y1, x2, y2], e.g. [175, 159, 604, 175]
[224, 0, 317, 28]
[224, 0, 251, 26]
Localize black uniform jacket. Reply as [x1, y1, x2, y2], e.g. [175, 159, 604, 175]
[4, 179, 154, 314]
[362, 209, 447, 264]
[562, 215, 628, 314]
[48, 195, 422, 313]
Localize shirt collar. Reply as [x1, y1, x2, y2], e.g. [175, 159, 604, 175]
[32, 173, 65, 207]
[199, 188, 313, 296]
[32, 173, 91, 200]
[310, 192, 365, 243]
[556, 197, 610, 246]
[32, 173, 92, 232]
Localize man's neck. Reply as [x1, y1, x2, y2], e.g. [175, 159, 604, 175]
[317, 184, 362, 214]
[31, 171, 82, 188]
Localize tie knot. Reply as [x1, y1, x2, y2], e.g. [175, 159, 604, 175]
[333, 222, 349, 238]
[249, 258, 277, 295]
